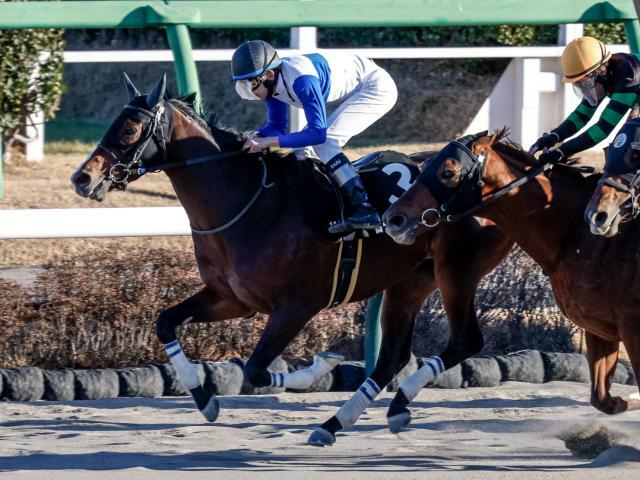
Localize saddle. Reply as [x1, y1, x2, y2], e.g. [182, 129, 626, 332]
[311, 150, 423, 222]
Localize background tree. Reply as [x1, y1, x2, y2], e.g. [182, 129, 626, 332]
[0, 0, 65, 163]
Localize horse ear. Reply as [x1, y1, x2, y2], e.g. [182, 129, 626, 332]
[146, 73, 166, 109]
[122, 72, 140, 102]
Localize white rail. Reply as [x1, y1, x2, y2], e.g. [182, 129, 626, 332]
[0, 207, 191, 239]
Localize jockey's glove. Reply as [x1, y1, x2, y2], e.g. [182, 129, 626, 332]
[529, 132, 559, 154]
[538, 148, 564, 166]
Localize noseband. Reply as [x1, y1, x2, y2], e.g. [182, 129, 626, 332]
[597, 173, 640, 222]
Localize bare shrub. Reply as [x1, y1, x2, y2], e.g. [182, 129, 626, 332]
[0, 248, 363, 368]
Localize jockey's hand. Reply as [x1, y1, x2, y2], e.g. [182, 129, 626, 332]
[538, 148, 564, 166]
[529, 132, 560, 155]
[243, 136, 276, 153]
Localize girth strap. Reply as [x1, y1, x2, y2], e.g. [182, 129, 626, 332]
[325, 238, 363, 309]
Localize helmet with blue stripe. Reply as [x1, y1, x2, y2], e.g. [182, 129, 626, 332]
[231, 40, 282, 80]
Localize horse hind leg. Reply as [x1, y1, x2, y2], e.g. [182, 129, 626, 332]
[156, 288, 253, 422]
[308, 261, 437, 446]
[244, 302, 322, 389]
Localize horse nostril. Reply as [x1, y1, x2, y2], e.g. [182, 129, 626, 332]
[594, 211, 608, 227]
[72, 172, 92, 188]
[387, 214, 407, 230]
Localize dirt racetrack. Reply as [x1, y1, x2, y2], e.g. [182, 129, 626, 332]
[0, 381, 638, 479]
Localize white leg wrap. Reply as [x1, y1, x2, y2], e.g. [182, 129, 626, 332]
[165, 340, 200, 390]
[335, 378, 381, 430]
[398, 356, 444, 402]
[271, 353, 341, 389]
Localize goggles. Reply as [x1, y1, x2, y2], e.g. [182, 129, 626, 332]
[235, 74, 267, 101]
[572, 71, 600, 107]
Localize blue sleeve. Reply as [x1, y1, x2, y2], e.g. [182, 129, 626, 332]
[258, 97, 288, 137]
[277, 75, 327, 148]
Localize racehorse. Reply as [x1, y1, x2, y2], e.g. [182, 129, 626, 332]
[384, 129, 640, 415]
[584, 157, 640, 237]
[70, 75, 512, 445]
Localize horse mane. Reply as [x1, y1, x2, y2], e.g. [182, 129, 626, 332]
[165, 91, 294, 162]
[481, 128, 594, 184]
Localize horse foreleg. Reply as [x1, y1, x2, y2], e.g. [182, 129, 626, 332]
[156, 287, 253, 422]
[386, 228, 502, 432]
[609, 324, 640, 410]
[386, 297, 481, 433]
[585, 332, 632, 415]
[244, 303, 319, 389]
[309, 261, 437, 447]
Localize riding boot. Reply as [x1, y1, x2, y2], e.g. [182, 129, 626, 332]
[325, 153, 382, 234]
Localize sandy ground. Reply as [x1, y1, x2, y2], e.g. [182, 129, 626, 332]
[0, 381, 638, 480]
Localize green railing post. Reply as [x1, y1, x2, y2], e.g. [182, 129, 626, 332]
[624, 19, 640, 55]
[364, 293, 383, 376]
[166, 24, 202, 112]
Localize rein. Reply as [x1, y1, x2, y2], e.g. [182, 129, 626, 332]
[419, 159, 554, 227]
[101, 100, 274, 235]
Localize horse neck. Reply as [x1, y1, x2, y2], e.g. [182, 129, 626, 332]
[163, 107, 261, 232]
[482, 149, 584, 273]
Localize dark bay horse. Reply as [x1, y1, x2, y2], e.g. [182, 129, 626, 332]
[70, 75, 512, 445]
[384, 130, 640, 415]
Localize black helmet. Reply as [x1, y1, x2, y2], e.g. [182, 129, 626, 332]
[231, 40, 281, 80]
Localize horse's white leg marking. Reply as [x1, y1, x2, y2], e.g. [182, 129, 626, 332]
[164, 339, 201, 390]
[271, 352, 344, 389]
[334, 378, 381, 429]
[398, 356, 444, 401]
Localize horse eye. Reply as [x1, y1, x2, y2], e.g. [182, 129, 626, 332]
[126, 127, 137, 136]
[442, 170, 455, 180]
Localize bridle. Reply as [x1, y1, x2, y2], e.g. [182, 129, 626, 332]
[97, 102, 171, 190]
[418, 143, 554, 228]
[93, 100, 273, 234]
[597, 172, 640, 222]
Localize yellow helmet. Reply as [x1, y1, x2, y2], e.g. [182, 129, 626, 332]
[561, 36, 611, 83]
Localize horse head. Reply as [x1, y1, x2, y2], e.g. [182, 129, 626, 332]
[70, 73, 169, 201]
[384, 130, 521, 244]
[584, 147, 640, 236]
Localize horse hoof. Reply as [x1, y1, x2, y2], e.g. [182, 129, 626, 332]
[200, 395, 220, 422]
[387, 412, 411, 434]
[307, 427, 336, 447]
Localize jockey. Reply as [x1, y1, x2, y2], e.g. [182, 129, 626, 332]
[530, 36, 640, 168]
[231, 40, 398, 234]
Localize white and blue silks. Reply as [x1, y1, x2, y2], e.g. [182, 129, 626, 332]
[258, 51, 397, 180]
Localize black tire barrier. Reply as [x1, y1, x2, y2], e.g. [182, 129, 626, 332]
[462, 357, 502, 387]
[430, 363, 463, 389]
[117, 366, 164, 398]
[332, 361, 366, 391]
[1, 367, 44, 401]
[495, 350, 545, 384]
[74, 369, 120, 400]
[542, 352, 589, 383]
[0, 350, 636, 401]
[154, 363, 188, 396]
[201, 361, 244, 396]
[43, 369, 76, 401]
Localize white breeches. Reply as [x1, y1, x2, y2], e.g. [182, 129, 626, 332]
[297, 68, 398, 164]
